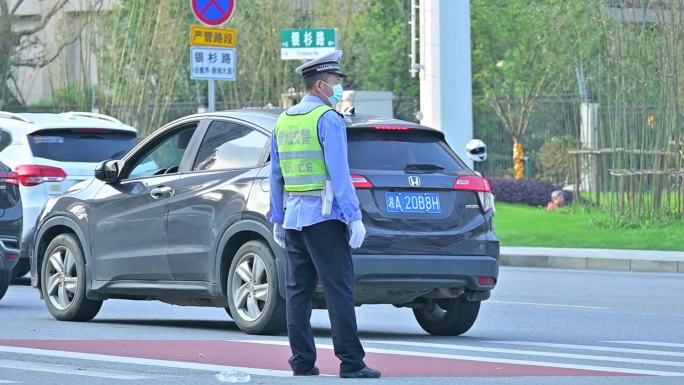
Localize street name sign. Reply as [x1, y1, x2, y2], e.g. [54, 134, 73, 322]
[281, 28, 337, 60]
[190, 47, 236, 81]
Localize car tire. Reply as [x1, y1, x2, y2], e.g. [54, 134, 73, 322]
[11, 259, 30, 278]
[413, 297, 481, 336]
[0, 270, 11, 300]
[40, 233, 103, 321]
[226, 240, 285, 335]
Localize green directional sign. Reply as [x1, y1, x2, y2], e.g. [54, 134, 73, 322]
[281, 28, 337, 60]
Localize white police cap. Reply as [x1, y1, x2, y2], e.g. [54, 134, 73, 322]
[295, 50, 346, 78]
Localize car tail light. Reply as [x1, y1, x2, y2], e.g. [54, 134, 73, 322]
[15, 165, 67, 187]
[454, 176, 493, 212]
[351, 175, 373, 189]
[374, 125, 412, 131]
[0, 171, 19, 185]
[478, 276, 496, 286]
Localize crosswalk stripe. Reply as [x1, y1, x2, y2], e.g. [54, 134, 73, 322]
[0, 359, 154, 380]
[492, 341, 684, 358]
[0, 346, 291, 377]
[608, 341, 684, 349]
[368, 340, 684, 369]
[486, 300, 610, 310]
[241, 339, 684, 376]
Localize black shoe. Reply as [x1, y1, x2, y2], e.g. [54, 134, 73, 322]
[293, 366, 320, 376]
[340, 366, 382, 378]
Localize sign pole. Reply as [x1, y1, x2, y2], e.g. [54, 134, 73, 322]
[208, 79, 216, 112]
[190, 1, 238, 113]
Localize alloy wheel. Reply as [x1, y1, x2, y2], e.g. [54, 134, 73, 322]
[45, 246, 78, 311]
[231, 252, 269, 322]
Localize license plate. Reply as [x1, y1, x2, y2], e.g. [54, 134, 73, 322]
[385, 192, 441, 214]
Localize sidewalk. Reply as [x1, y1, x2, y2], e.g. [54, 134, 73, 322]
[500, 246, 684, 273]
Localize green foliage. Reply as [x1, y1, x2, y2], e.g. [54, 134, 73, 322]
[95, 0, 194, 135]
[90, 0, 418, 133]
[471, 0, 593, 141]
[472, 0, 683, 221]
[494, 202, 684, 251]
[346, 0, 418, 119]
[538, 135, 579, 184]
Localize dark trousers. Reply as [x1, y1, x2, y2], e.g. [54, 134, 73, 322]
[284, 219, 365, 373]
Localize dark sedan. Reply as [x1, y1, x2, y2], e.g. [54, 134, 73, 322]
[0, 131, 23, 300]
[29, 110, 499, 335]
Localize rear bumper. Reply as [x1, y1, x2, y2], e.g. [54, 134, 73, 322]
[353, 254, 499, 289]
[0, 237, 20, 271]
[348, 254, 499, 305]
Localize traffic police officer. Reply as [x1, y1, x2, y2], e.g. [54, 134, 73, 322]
[269, 50, 381, 379]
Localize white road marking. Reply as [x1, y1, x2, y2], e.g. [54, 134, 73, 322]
[0, 359, 153, 380]
[0, 381, 21, 384]
[491, 341, 684, 358]
[608, 341, 684, 349]
[486, 300, 610, 310]
[0, 346, 291, 377]
[241, 339, 684, 376]
[370, 340, 684, 368]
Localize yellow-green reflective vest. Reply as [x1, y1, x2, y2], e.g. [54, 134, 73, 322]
[275, 105, 331, 192]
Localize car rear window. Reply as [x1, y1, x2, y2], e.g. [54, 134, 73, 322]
[347, 129, 466, 171]
[28, 129, 137, 162]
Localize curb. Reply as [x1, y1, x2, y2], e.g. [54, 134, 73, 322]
[499, 248, 684, 274]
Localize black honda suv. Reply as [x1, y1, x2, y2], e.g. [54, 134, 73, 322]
[29, 110, 499, 335]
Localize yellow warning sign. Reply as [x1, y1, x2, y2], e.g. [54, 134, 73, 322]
[190, 25, 237, 48]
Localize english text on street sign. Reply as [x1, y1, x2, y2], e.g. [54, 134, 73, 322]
[281, 28, 337, 60]
[191, 47, 236, 81]
[191, 0, 236, 26]
[190, 25, 237, 48]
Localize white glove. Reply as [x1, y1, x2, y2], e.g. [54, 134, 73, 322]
[273, 223, 286, 248]
[348, 220, 366, 249]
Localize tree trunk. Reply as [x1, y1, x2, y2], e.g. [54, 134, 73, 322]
[0, 10, 14, 108]
[513, 138, 525, 181]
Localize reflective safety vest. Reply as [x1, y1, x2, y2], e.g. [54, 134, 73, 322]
[275, 105, 332, 192]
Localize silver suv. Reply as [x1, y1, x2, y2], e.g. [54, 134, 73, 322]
[0, 111, 138, 277]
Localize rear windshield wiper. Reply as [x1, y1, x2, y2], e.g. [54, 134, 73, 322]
[404, 163, 445, 172]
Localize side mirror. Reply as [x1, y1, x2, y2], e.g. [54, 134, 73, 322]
[94, 160, 120, 183]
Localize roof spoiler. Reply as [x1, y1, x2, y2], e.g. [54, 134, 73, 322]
[62, 111, 122, 124]
[0, 111, 31, 123]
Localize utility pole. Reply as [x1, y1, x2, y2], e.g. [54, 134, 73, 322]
[418, 0, 474, 167]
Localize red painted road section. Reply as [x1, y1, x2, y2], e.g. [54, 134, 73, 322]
[0, 340, 637, 377]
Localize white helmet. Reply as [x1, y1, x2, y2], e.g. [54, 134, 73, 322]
[466, 139, 487, 162]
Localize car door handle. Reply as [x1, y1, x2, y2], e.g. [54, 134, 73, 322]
[150, 186, 173, 199]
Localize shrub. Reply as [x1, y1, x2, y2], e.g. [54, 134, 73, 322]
[538, 135, 579, 185]
[490, 178, 573, 206]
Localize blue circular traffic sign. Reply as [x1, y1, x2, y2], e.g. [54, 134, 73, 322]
[191, 0, 235, 26]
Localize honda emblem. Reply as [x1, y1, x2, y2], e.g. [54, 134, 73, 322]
[408, 175, 421, 188]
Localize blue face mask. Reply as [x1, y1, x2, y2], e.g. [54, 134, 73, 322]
[322, 81, 343, 106]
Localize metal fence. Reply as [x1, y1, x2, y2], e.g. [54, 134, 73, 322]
[8, 96, 581, 174]
[473, 95, 582, 178]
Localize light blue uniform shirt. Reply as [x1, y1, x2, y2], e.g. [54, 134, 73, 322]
[269, 95, 362, 230]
